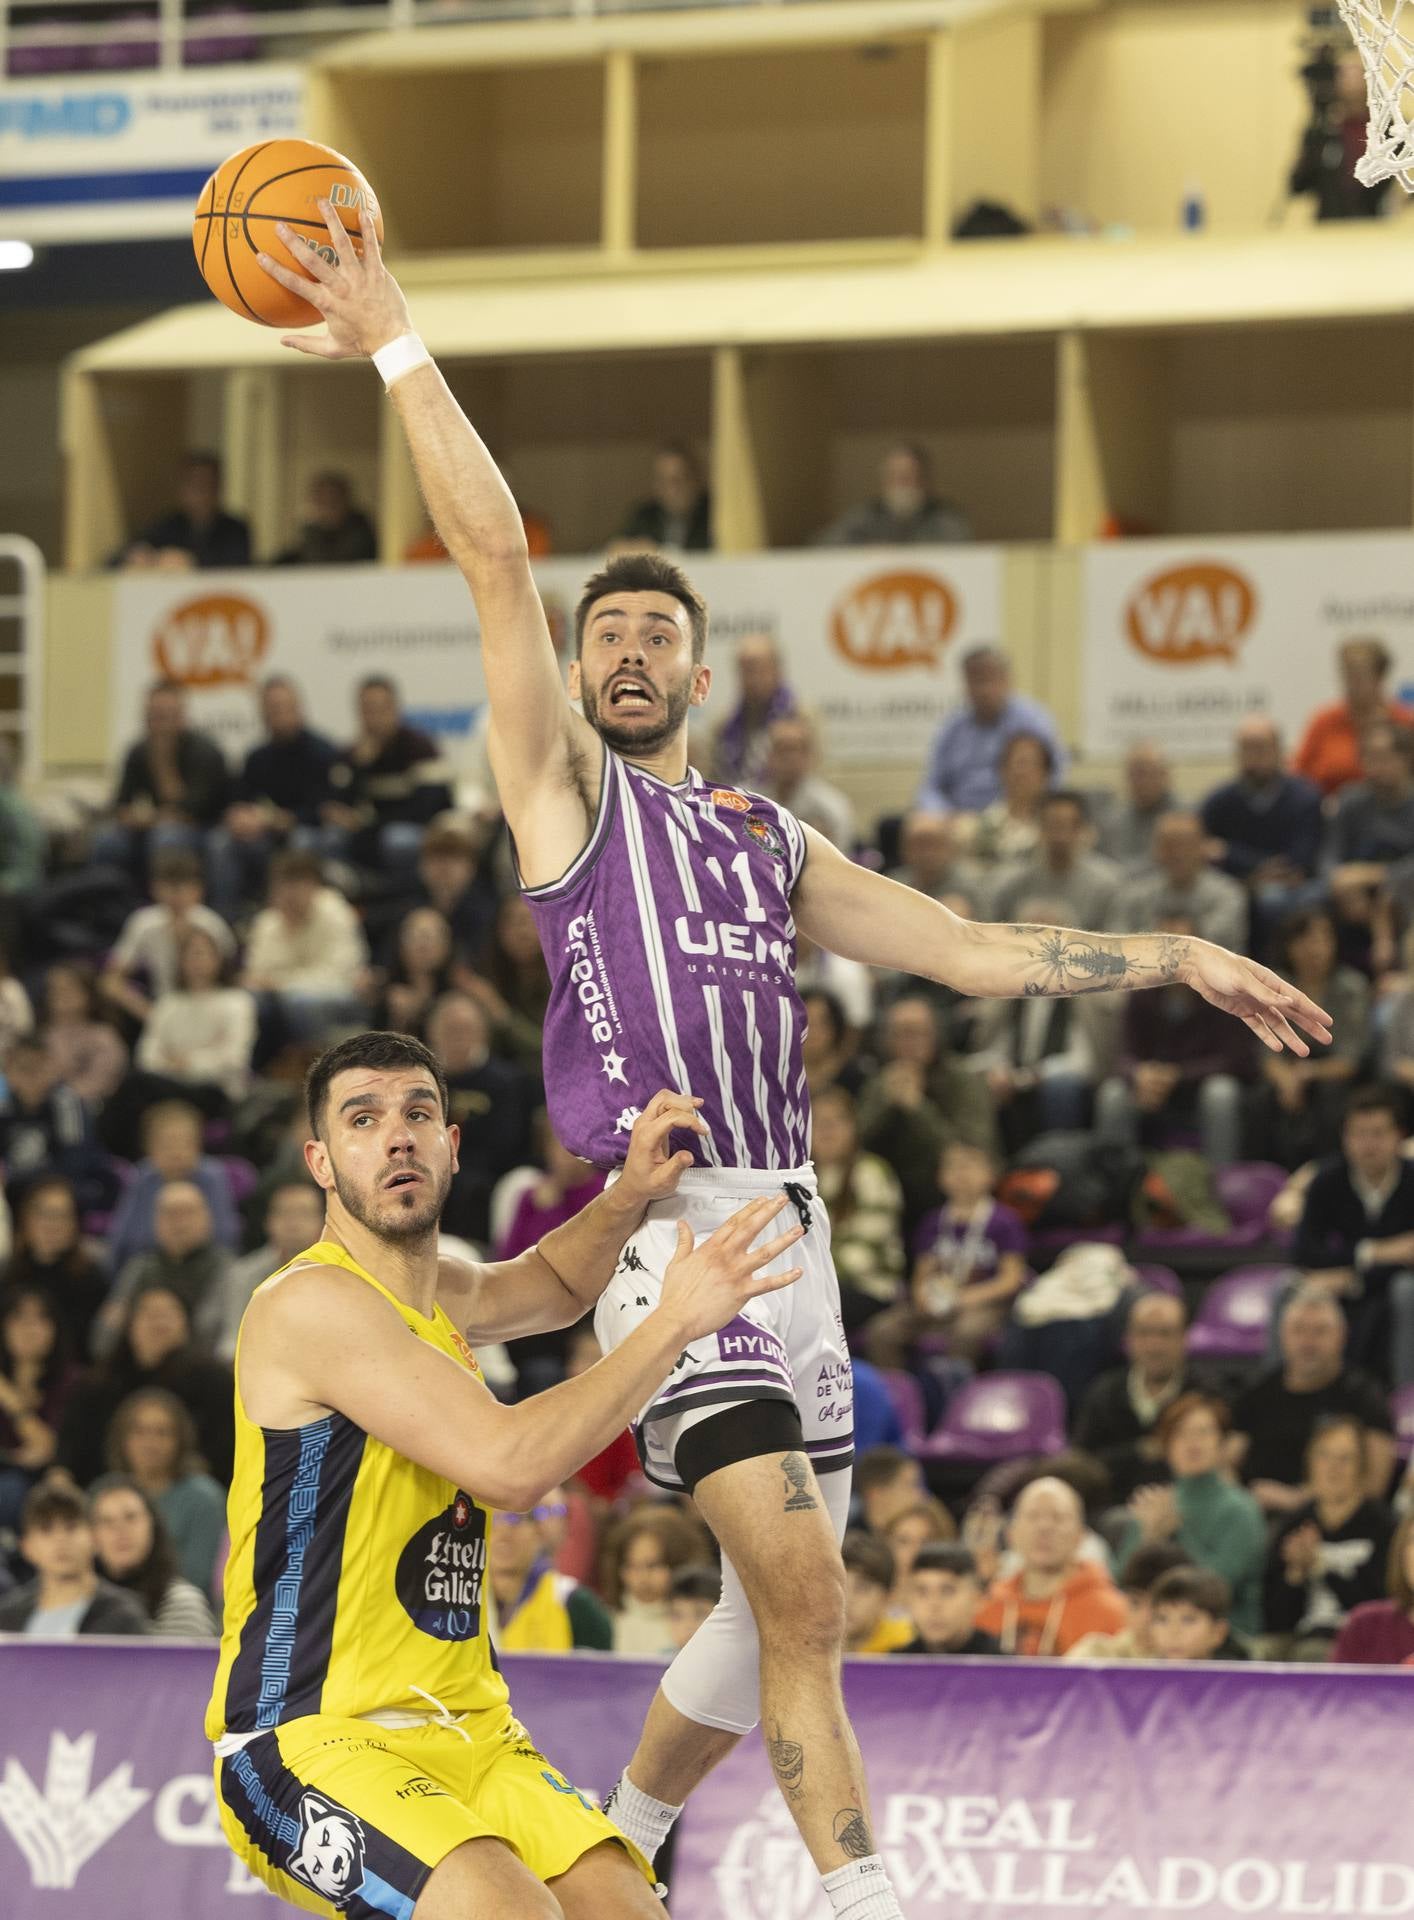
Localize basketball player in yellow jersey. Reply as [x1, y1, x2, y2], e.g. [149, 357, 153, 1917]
[209, 1030, 806, 1920]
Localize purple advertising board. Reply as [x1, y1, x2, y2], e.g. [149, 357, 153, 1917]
[3, 1643, 1412, 1919]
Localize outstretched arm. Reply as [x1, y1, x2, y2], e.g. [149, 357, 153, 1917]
[793, 825, 1332, 1055]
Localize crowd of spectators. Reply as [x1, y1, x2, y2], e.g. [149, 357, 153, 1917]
[6, 611, 1414, 1679]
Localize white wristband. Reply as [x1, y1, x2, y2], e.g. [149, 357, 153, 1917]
[372, 331, 431, 390]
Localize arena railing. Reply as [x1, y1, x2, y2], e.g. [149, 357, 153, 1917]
[0, 538, 43, 782]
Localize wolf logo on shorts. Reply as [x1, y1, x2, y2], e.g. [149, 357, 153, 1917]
[286, 1791, 368, 1908]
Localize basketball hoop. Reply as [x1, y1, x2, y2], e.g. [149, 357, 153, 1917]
[1338, 0, 1414, 189]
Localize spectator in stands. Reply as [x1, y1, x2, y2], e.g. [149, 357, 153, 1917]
[101, 847, 235, 1028]
[2, 1177, 108, 1360]
[1116, 1393, 1265, 1638]
[1066, 1542, 1193, 1660]
[990, 791, 1119, 930]
[1232, 1283, 1396, 1513]
[1262, 1415, 1395, 1657]
[461, 894, 552, 1076]
[0, 1034, 96, 1186]
[1072, 1293, 1207, 1504]
[601, 1506, 712, 1655]
[490, 1491, 613, 1650]
[842, 1529, 914, 1653]
[1330, 1511, 1414, 1664]
[893, 1544, 1001, 1657]
[1095, 742, 1177, 873]
[0, 939, 33, 1054]
[857, 994, 1000, 1233]
[618, 441, 711, 551]
[855, 1444, 925, 1535]
[105, 1384, 226, 1598]
[427, 990, 539, 1244]
[916, 646, 1065, 816]
[322, 675, 455, 872]
[709, 634, 796, 789]
[372, 907, 457, 1037]
[374, 819, 498, 975]
[976, 1477, 1128, 1656]
[58, 1282, 234, 1490]
[1294, 636, 1414, 798]
[211, 676, 339, 915]
[959, 731, 1052, 869]
[757, 713, 854, 850]
[887, 811, 979, 904]
[242, 850, 369, 1043]
[94, 680, 230, 886]
[881, 1498, 957, 1602]
[1114, 811, 1248, 954]
[1095, 913, 1251, 1167]
[819, 442, 971, 547]
[668, 1566, 721, 1651]
[1325, 724, 1414, 932]
[276, 470, 377, 566]
[0, 736, 44, 897]
[1252, 909, 1369, 1169]
[104, 1101, 239, 1279]
[1148, 1566, 1245, 1661]
[40, 963, 128, 1111]
[213, 1181, 324, 1363]
[1201, 718, 1324, 950]
[493, 1122, 605, 1395]
[800, 989, 865, 1102]
[0, 1282, 73, 1530]
[1290, 1085, 1414, 1386]
[104, 1181, 233, 1360]
[1290, 48, 1394, 220]
[88, 1473, 217, 1636]
[869, 1141, 1027, 1371]
[135, 924, 257, 1113]
[796, 930, 875, 1037]
[811, 1085, 906, 1334]
[114, 451, 251, 572]
[0, 1480, 146, 1636]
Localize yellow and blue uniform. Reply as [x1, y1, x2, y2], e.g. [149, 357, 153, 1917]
[209, 1239, 650, 1918]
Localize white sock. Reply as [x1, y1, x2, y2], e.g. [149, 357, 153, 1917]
[822, 1854, 904, 1919]
[603, 1771, 683, 1863]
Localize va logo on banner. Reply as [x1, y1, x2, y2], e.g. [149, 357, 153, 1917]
[1124, 563, 1258, 665]
[829, 571, 958, 670]
[0, 1731, 149, 1889]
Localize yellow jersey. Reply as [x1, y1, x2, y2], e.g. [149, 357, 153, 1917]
[206, 1239, 510, 1741]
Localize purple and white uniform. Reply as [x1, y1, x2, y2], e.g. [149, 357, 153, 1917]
[523, 747, 854, 1502]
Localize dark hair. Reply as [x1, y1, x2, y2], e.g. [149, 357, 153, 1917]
[802, 989, 849, 1050]
[574, 552, 708, 664]
[305, 1030, 450, 1141]
[1041, 788, 1089, 823]
[854, 1445, 918, 1495]
[599, 1504, 712, 1610]
[5, 1034, 47, 1065]
[1150, 1565, 1231, 1622]
[310, 469, 352, 504]
[1155, 1391, 1231, 1452]
[44, 961, 104, 1022]
[842, 1528, 895, 1593]
[269, 848, 325, 888]
[180, 450, 221, 478]
[87, 1473, 180, 1620]
[1273, 907, 1337, 975]
[21, 1480, 87, 1533]
[13, 1175, 81, 1264]
[1307, 1413, 1368, 1473]
[1000, 729, 1056, 776]
[671, 1564, 722, 1607]
[0, 1281, 68, 1394]
[106, 1385, 202, 1479]
[151, 848, 202, 886]
[1341, 635, 1392, 679]
[1121, 1541, 1193, 1595]
[911, 1543, 981, 1583]
[1344, 1084, 1405, 1130]
[147, 677, 185, 701]
[175, 922, 235, 990]
[140, 1098, 202, 1152]
[358, 674, 398, 698]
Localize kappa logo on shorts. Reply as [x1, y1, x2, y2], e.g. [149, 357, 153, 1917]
[285, 1790, 367, 1909]
[617, 1246, 649, 1277]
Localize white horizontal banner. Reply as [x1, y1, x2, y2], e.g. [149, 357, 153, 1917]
[110, 546, 1003, 775]
[1082, 533, 1414, 760]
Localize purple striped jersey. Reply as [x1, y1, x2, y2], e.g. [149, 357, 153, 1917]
[522, 749, 812, 1170]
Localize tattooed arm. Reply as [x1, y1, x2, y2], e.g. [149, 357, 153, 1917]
[792, 825, 1333, 1056]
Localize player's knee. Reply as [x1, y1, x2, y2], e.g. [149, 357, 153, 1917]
[752, 1551, 846, 1656]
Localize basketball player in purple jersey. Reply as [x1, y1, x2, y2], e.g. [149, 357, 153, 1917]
[261, 212, 1333, 1920]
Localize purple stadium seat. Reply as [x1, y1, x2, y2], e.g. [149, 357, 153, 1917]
[919, 1372, 1067, 1464]
[877, 1369, 927, 1450]
[1185, 1265, 1291, 1360]
[1132, 1264, 1183, 1299]
[219, 1155, 259, 1209]
[1132, 1161, 1289, 1259]
[1216, 1163, 1289, 1226]
[1392, 1386, 1414, 1462]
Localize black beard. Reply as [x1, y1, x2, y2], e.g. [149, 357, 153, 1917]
[582, 679, 693, 758]
[331, 1162, 449, 1244]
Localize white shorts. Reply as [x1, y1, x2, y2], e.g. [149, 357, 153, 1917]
[594, 1164, 855, 1493]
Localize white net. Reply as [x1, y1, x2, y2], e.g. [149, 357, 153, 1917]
[1338, 0, 1414, 188]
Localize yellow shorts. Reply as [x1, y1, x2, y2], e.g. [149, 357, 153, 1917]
[214, 1707, 653, 1918]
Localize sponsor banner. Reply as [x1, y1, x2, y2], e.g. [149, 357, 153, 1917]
[110, 547, 1002, 773]
[5, 1644, 1412, 1919]
[0, 69, 304, 243]
[1082, 533, 1414, 760]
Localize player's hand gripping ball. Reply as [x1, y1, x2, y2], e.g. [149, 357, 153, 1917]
[193, 138, 383, 329]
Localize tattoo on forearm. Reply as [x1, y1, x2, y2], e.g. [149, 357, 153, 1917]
[781, 1452, 818, 1512]
[767, 1728, 805, 1801]
[1008, 927, 1191, 999]
[833, 1808, 873, 1859]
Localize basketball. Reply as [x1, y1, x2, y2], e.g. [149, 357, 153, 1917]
[192, 138, 383, 329]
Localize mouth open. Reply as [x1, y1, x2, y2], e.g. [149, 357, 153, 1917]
[609, 678, 655, 709]
[384, 1170, 424, 1192]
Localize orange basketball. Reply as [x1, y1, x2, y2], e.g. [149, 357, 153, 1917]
[192, 138, 383, 329]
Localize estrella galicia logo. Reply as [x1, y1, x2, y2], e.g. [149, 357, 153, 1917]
[395, 1491, 487, 1640]
[285, 1789, 367, 1908]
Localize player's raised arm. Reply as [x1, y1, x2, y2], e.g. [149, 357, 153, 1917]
[257, 202, 591, 809]
[792, 823, 1333, 1056]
